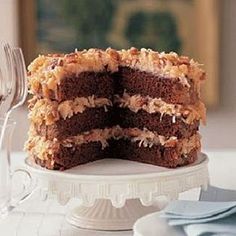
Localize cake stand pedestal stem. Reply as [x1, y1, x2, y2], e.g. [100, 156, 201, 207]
[66, 199, 161, 231]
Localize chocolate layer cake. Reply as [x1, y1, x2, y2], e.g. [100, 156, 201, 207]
[25, 48, 206, 170]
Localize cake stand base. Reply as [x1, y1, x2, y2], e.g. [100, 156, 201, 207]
[67, 199, 161, 231]
[25, 153, 209, 231]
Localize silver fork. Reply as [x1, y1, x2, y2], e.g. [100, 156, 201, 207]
[0, 47, 28, 149]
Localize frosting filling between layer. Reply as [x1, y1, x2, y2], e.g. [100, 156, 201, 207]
[25, 126, 201, 161]
[115, 92, 206, 124]
[28, 96, 112, 125]
[29, 92, 206, 126]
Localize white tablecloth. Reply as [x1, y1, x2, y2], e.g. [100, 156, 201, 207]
[0, 150, 235, 236]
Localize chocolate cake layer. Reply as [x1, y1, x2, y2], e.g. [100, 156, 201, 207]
[112, 139, 198, 168]
[114, 92, 206, 125]
[34, 141, 107, 170]
[27, 125, 200, 170]
[28, 96, 113, 126]
[31, 67, 199, 105]
[34, 107, 113, 140]
[117, 108, 199, 138]
[28, 48, 205, 100]
[115, 67, 198, 105]
[37, 71, 114, 102]
[33, 138, 198, 170]
[33, 105, 199, 140]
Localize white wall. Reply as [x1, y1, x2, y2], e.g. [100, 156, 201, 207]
[200, 0, 236, 150]
[220, 0, 236, 109]
[0, 0, 18, 46]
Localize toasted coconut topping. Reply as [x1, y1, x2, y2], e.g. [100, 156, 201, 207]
[115, 92, 206, 125]
[28, 96, 112, 125]
[25, 126, 200, 161]
[25, 127, 60, 162]
[119, 48, 206, 87]
[28, 48, 119, 95]
[28, 48, 206, 97]
[29, 91, 206, 126]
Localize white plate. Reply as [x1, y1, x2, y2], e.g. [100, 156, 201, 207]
[133, 212, 185, 236]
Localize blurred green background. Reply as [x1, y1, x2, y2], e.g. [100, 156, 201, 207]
[37, 0, 182, 53]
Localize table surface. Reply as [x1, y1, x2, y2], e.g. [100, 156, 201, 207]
[0, 150, 235, 236]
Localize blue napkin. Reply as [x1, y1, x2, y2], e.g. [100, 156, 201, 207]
[160, 192, 236, 236]
[184, 214, 236, 236]
[161, 200, 236, 225]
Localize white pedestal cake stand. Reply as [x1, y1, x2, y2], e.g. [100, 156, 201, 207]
[25, 153, 209, 231]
